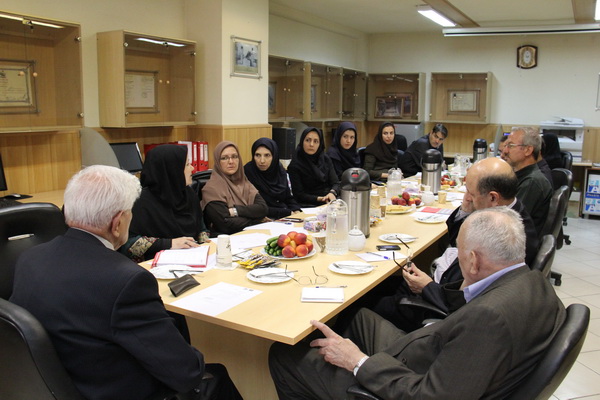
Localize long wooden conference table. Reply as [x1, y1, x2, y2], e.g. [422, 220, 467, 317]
[148, 204, 453, 400]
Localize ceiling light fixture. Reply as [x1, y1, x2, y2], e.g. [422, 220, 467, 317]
[417, 5, 456, 28]
[136, 38, 185, 47]
[443, 23, 600, 36]
[0, 13, 63, 28]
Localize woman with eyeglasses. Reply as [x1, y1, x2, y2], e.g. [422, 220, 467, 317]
[363, 122, 399, 181]
[244, 137, 301, 220]
[201, 141, 268, 235]
[399, 123, 448, 177]
[288, 127, 340, 207]
[121, 144, 210, 262]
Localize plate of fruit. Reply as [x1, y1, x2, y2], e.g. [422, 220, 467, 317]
[441, 174, 458, 187]
[388, 192, 422, 213]
[261, 231, 316, 259]
[378, 233, 418, 244]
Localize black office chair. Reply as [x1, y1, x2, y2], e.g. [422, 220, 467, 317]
[0, 297, 85, 400]
[560, 151, 573, 171]
[530, 234, 556, 279]
[540, 185, 569, 286]
[346, 303, 590, 400]
[190, 169, 212, 202]
[395, 134, 408, 151]
[357, 147, 366, 167]
[0, 203, 67, 300]
[552, 168, 574, 246]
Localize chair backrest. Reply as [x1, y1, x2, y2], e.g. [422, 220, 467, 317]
[0, 203, 67, 299]
[540, 185, 569, 242]
[0, 298, 84, 400]
[396, 134, 408, 151]
[190, 169, 212, 201]
[506, 303, 590, 400]
[560, 151, 573, 170]
[530, 234, 556, 279]
[552, 168, 574, 197]
[357, 147, 366, 167]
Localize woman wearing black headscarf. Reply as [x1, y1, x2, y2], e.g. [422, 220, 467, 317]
[121, 144, 209, 262]
[288, 127, 340, 207]
[542, 132, 563, 170]
[363, 122, 398, 181]
[326, 121, 361, 179]
[244, 137, 301, 220]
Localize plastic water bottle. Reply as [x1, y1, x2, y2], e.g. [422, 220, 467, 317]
[387, 168, 403, 203]
[326, 199, 348, 255]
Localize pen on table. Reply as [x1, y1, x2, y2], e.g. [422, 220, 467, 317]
[367, 252, 389, 260]
[315, 285, 347, 288]
[274, 221, 292, 225]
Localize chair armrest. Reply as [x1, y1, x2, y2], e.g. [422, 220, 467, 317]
[346, 384, 383, 400]
[398, 297, 448, 319]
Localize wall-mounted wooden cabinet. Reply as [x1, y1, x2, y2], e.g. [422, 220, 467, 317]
[0, 11, 83, 132]
[304, 62, 342, 121]
[430, 72, 492, 124]
[268, 56, 305, 121]
[342, 69, 367, 121]
[97, 30, 196, 128]
[367, 73, 425, 123]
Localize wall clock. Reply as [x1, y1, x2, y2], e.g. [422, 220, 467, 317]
[517, 45, 537, 69]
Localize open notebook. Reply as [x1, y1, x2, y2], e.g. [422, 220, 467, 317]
[152, 245, 209, 268]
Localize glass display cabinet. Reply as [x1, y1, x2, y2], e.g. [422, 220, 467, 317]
[367, 73, 425, 122]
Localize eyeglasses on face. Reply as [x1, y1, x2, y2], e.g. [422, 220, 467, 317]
[284, 265, 328, 286]
[220, 154, 240, 162]
[504, 143, 529, 149]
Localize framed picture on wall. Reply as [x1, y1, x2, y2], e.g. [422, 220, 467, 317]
[231, 36, 262, 79]
[0, 59, 39, 114]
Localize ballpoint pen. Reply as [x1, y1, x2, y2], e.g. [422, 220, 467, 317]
[367, 251, 389, 260]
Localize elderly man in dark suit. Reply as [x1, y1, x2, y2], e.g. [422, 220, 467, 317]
[269, 207, 565, 400]
[10, 165, 242, 400]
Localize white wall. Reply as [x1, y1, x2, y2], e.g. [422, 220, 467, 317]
[2, 0, 187, 127]
[368, 32, 600, 126]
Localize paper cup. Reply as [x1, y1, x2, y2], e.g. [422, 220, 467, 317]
[438, 190, 447, 204]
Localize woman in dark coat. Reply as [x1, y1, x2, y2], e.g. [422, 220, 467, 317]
[326, 121, 360, 179]
[363, 122, 398, 181]
[244, 137, 301, 220]
[288, 127, 340, 207]
[122, 144, 209, 262]
[201, 141, 268, 236]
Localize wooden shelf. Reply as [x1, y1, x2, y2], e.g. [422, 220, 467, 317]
[367, 73, 425, 122]
[430, 72, 492, 124]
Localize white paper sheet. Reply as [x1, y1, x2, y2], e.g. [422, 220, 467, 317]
[299, 207, 323, 215]
[230, 233, 270, 252]
[301, 287, 344, 303]
[357, 251, 408, 263]
[152, 245, 209, 267]
[171, 282, 262, 317]
[243, 222, 309, 237]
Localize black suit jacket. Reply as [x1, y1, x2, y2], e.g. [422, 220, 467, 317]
[422, 199, 539, 311]
[10, 228, 204, 400]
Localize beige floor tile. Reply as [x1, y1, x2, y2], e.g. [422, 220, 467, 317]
[553, 362, 600, 399]
[580, 331, 600, 353]
[556, 278, 600, 297]
[577, 350, 600, 373]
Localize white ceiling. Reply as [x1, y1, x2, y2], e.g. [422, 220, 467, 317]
[269, 0, 592, 34]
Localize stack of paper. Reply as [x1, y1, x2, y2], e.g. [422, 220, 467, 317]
[152, 245, 209, 268]
[301, 287, 344, 303]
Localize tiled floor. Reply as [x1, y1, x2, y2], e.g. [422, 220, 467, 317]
[549, 208, 600, 400]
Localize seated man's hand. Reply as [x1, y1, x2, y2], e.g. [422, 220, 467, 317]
[402, 264, 433, 294]
[309, 320, 366, 372]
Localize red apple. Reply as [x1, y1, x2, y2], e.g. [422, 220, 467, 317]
[414, 198, 422, 206]
[295, 232, 307, 245]
[295, 244, 308, 257]
[402, 192, 411, 201]
[408, 199, 415, 206]
[398, 198, 407, 206]
[277, 234, 290, 248]
[281, 245, 296, 258]
[305, 239, 314, 252]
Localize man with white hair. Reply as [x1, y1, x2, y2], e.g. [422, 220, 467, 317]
[501, 126, 552, 235]
[10, 165, 242, 400]
[269, 208, 565, 400]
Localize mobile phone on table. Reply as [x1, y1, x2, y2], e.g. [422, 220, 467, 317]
[376, 245, 401, 251]
[278, 217, 304, 223]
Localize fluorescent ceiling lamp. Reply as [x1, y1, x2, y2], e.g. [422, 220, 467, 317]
[136, 38, 185, 47]
[444, 23, 600, 36]
[417, 6, 456, 28]
[0, 13, 63, 28]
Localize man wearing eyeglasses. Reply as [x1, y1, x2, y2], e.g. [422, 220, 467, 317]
[269, 208, 565, 400]
[399, 123, 448, 176]
[501, 126, 552, 236]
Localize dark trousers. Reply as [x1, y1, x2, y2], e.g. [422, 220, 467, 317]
[269, 309, 405, 400]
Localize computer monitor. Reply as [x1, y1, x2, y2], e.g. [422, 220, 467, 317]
[0, 153, 7, 192]
[492, 129, 511, 157]
[109, 142, 144, 173]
